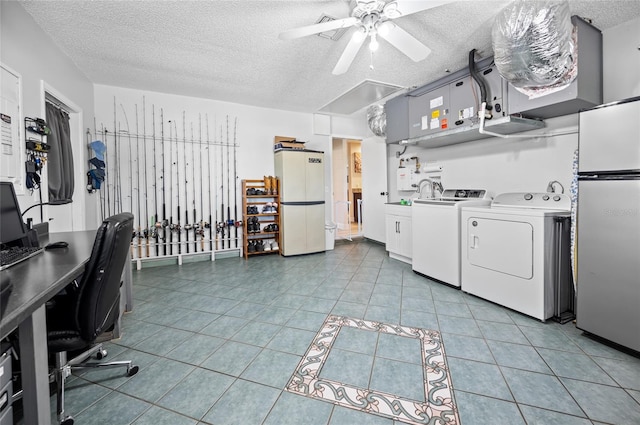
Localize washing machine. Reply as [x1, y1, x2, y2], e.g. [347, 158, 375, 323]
[461, 192, 572, 321]
[412, 189, 491, 287]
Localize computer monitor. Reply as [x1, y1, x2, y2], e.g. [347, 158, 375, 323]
[0, 182, 28, 247]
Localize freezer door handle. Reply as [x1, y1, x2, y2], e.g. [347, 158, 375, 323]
[396, 221, 400, 233]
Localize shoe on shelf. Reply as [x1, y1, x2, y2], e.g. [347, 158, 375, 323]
[271, 240, 279, 251]
[256, 240, 265, 252]
[247, 240, 256, 253]
[264, 239, 272, 251]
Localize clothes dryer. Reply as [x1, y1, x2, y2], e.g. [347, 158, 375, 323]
[461, 193, 571, 321]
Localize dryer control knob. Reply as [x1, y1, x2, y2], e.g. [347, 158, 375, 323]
[542, 194, 550, 201]
[524, 193, 533, 201]
[553, 195, 561, 201]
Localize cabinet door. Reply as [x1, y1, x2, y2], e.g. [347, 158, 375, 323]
[385, 215, 400, 253]
[385, 95, 409, 143]
[398, 216, 413, 258]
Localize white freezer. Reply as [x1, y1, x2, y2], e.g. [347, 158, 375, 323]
[280, 203, 325, 256]
[275, 150, 325, 202]
[275, 149, 326, 256]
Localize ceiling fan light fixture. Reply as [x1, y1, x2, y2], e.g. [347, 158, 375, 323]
[369, 34, 380, 52]
[352, 26, 368, 42]
[377, 20, 393, 37]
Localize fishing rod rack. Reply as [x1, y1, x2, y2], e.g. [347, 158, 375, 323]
[90, 97, 243, 268]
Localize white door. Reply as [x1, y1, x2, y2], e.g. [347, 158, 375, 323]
[467, 217, 534, 279]
[306, 203, 326, 253]
[280, 204, 305, 256]
[361, 136, 387, 243]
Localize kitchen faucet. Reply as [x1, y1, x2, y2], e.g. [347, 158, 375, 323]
[414, 178, 435, 198]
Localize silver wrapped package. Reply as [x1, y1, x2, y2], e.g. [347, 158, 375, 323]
[367, 104, 386, 137]
[492, 0, 577, 98]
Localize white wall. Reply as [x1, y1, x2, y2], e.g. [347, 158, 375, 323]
[1, 2, 95, 230]
[386, 16, 639, 202]
[93, 85, 364, 234]
[386, 115, 578, 201]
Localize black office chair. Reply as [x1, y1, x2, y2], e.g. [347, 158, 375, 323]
[46, 212, 139, 425]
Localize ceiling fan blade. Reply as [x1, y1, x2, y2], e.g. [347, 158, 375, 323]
[384, 0, 455, 18]
[378, 23, 431, 62]
[332, 34, 366, 75]
[279, 17, 359, 40]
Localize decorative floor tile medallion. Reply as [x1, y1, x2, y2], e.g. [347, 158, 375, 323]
[286, 315, 459, 424]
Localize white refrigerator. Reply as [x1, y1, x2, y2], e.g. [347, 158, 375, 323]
[275, 149, 326, 256]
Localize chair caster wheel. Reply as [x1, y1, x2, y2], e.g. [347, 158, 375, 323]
[60, 416, 74, 425]
[96, 349, 107, 360]
[127, 365, 139, 376]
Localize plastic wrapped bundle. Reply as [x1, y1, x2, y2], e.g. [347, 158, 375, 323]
[367, 104, 386, 137]
[492, 0, 576, 97]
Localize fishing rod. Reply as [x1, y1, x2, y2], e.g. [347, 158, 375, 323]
[190, 122, 197, 252]
[135, 104, 142, 259]
[120, 105, 132, 215]
[233, 117, 238, 248]
[182, 112, 190, 254]
[168, 119, 175, 256]
[147, 104, 160, 257]
[206, 114, 214, 252]
[113, 99, 118, 214]
[198, 114, 206, 252]
[219, 122, 225, 249]
[159, 108, 167, 256]
[226, 116, 231, 249]
[173, 120, 181, 255]
[102, 125, 110, 218]
[116, 125, 122, 213]
[119, 104, 134, 257]
[142, 97, 149, 256]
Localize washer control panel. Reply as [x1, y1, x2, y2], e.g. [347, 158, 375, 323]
[491, 192, 571, 211]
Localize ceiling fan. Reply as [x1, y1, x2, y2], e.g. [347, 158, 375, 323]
[279, 0, 454, 75]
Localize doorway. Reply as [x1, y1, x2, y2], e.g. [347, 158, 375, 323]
[332, 138, 363, 240]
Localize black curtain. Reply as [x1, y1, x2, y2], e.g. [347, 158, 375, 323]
[46, 102, 74, 204]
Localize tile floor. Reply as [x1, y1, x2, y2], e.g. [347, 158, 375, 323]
[45, 240, 640, 424]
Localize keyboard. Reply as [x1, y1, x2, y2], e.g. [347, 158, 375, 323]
[0, 246, 44, 271]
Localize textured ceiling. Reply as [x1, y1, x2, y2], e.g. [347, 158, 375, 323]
[18, 0, 640, 115]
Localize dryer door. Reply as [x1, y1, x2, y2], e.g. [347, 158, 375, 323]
[466, 217, 533, 279]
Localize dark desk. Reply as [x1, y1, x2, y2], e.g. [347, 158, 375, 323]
[1, 231, 95, 425]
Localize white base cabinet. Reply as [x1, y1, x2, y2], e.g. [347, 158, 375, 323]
[385, 204, 412, 264]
